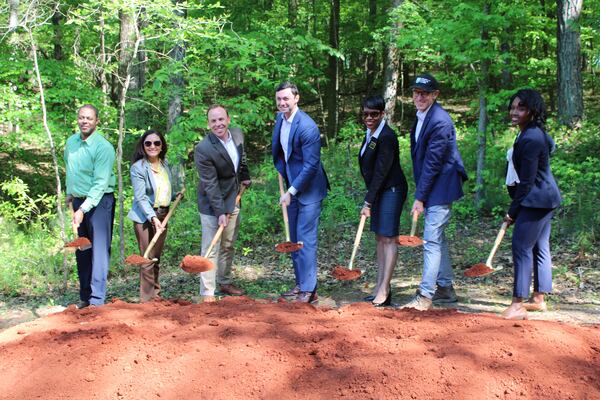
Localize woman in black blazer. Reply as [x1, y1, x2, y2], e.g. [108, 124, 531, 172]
[359, 96, 408, 307]
[502, 89, 561, 320]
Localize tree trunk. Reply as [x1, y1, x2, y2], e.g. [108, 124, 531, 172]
[27, 28, 69, 291]
[557, 0, 584, 127]
[99, 13, 110, 106]
[325, 0, 340, 140]
[288, 0, 298, 28]
[167, 3, 186, 132]
[52, 9, 63, 60]
[475, 2, 491, 210]
[500, 42, 511, 89]
[383, 0, 403, 126]
[8, 0, 19, 32]
[119, 10, 137, 92]
[365, 0, 377, 95]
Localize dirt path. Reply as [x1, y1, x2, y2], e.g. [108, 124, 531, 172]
[1, 297, 598, 400]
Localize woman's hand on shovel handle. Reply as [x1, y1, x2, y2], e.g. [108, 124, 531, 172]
[152, 217, 165, 232]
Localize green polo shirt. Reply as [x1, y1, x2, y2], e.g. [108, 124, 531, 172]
[64, 130, 116, 213]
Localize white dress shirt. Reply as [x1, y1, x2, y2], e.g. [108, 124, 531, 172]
[217, 130, 239, 172]
[280, 108, 299, 195]
[415, 104, 433, 143]
[360, 118, 386, 157]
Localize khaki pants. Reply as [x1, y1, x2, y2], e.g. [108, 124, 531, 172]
[199, 206, 240, 296]
[133, 208, 168, 302]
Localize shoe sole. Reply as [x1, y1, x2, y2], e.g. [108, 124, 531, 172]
[432, 297, 458, 304]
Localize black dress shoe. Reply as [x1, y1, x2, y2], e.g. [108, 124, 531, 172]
[363, 295, 375, 302]
[372, 292, 392, 307]
[76, 300, 90, 309]
[280, 285, 300, 298]
[294, 291, 318, 304]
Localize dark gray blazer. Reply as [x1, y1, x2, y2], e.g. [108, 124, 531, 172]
[194, 127, 251, 217]
[128, 158, 176, 224]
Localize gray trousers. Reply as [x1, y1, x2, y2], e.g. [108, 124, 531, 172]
[199, 206, 240, 296]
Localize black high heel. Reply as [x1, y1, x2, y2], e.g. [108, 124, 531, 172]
[372, 291, 392, 307]
[363, 295, 375, 302]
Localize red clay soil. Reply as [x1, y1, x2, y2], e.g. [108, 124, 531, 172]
[0, 298, 598, 400]
[275, 242, 303, 253]
[464, 263, 496, 277]
[179, 255, 214, 273]
[124, 254, 152, 266]
[64, 237, 92, 248]
[331, 266, 362, 281]
[397, 235, 424, 247]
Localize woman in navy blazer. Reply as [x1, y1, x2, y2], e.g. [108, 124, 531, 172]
[128, 129, 177, 302]
[359, 96, 408, 307]
[502, 89, 561, 320]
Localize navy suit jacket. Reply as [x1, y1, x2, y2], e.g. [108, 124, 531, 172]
[410, 102, 468, 207]
[508, 123, 561, 218]
[358, 123, 408, 204]
[272, 109, 329, 205]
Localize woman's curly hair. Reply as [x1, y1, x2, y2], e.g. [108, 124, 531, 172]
[508, 89, 547, 130]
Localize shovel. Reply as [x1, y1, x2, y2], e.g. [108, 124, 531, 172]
[464, 221, 508, 277]
[63, 203, 92, 252]
[275, 173, 303, 253]
[180, 185, 247, 273]
[397, 212, 424, 247]
[332, 214, 366, 281]
[125, 191, 184, 266]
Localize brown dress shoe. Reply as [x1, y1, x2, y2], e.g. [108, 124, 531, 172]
[280, 285, 300, 298]
[293, 291, 318, 304]
[523, 301, 547, 312]
[219, 284, 244, 296]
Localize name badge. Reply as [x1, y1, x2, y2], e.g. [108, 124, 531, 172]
[368, 140, 377, 150]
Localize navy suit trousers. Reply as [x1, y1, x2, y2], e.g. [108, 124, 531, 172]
[73, 193, 115, 305]
[512, 207, 554, 298]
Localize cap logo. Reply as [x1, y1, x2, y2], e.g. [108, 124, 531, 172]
[416, 77, 431, 84]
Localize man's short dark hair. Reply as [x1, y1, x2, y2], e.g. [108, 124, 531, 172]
[207, 104, 229, 117]
[276, 81, 299, 96]
[78, 104, 99, 118]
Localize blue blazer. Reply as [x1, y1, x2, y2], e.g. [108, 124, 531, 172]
[128, 158, 177, 224]
[508, 123, 561, 218]
[272, 109, 329, 205]
[410, 102, 468, 207]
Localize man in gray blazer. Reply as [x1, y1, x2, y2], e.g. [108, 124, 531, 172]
[194, 105, 251, 301]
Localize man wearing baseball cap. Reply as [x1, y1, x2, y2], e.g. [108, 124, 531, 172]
[400, 73, 468, 311]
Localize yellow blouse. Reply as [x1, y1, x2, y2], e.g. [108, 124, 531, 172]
[151, 162, 171, 208]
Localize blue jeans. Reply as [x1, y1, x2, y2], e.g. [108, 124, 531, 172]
[419, 204, 453, 299]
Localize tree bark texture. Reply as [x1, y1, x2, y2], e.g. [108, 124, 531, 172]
[9, 0, 19, 31]
[167, 3, 186, 132]
[383, 0, 403, 126]
[325, 0, 340, 140]
[52, 9, 63, 60]
[119, 10, 138, 92]
[365, 0, 377, 95]
[288, 0, 298, 28]
[557, 0, 584, 127]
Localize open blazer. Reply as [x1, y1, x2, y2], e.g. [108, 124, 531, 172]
[128, 158, 177, 224]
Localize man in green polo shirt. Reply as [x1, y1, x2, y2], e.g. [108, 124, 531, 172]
[64, 104, 116, 308]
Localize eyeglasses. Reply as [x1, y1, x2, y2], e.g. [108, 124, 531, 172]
[144, 140, 162, 147]
[412, 90, 432, 98]
[362, 111, 381, 119]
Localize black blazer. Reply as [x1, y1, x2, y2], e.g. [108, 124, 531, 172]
[358, 123, 408, 204]
[194, 127, 251, 217]
[508, 123, 561, 218]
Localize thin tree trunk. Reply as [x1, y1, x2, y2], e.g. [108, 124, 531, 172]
[52, 9, 63, 60]
[383, 0, 403, 126]
[557, 0, 584, 127]
[476, 2, 491, 210]
[365, 0, 377, 95]
[288, 0, 298, 28]
[99, 13, 110, 107]
[325, 0, 340, 140]
[27, 28, 69, 291]
[9, 0, 19, 32]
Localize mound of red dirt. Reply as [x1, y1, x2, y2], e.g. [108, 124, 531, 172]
[1, 298, 598, 399]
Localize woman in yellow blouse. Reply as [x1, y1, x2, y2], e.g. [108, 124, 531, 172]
[128, 130, 177, 302]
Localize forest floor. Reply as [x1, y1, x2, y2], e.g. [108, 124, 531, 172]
[1, 224, 599, 399]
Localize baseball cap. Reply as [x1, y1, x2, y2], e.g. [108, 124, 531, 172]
[410, 73, 439, 92]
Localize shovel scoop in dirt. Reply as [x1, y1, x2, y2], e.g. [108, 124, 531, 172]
[275, 174, 303, 253]
[396, 212, 424, 247]
[125, 192, 183, 266]
[64, 203, 92, 252]
[464, 221, 508, 277]
[331, 214, 366, 281]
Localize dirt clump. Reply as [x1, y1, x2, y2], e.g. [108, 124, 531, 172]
[331, 266, 361, 280]
[179, 255, 214, 273]
[0, 297, 598, 399]
[124, 254, 151, 265]
[464, 262, 495, 277]
[64, 237, 91, 248]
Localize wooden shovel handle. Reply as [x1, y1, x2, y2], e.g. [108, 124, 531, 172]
[235, 184, 246, 207]
[204, 224, 225, 259]
[348, 214, 367, 270]
[409, 211, 419, 237]
[142, 191, 184, 259]
[485, 221, 509, 266]
[278, 173, 291, 242]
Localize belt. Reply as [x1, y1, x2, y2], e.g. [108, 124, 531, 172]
[386, 186, 400, 192]
[154, 206, 170, 213]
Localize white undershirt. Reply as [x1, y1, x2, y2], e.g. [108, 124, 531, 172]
[415, 104, 433, 143]
[217, 130, 239, 172]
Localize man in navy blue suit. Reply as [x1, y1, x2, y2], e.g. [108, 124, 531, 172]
[272, 82, 329, 304]
[400, 73, 468, 311]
